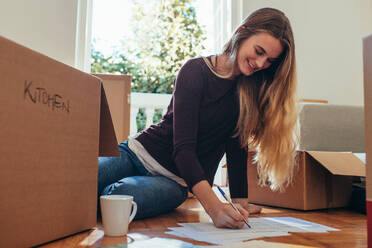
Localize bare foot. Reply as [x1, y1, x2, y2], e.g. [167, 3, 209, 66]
[247, 204, 262, 214]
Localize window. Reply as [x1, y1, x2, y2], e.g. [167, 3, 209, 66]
[91, 0, 217, 64]
[91, 0, 220, 94]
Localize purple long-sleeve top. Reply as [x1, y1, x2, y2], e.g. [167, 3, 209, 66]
[135, 57, 248, 198]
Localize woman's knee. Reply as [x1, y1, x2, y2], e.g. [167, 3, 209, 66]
[101, 176, 188, 219]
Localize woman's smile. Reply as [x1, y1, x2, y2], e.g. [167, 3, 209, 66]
[237, 32, 283, 76]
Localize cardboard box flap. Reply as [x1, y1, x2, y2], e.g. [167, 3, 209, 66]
[99, 84, 120, 157]
[306, 151, 365, 177]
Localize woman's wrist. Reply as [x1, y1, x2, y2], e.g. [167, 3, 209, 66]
[191, 180, 223, 215]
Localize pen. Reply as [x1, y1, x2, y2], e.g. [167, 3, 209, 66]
[217, 186, 251, 228]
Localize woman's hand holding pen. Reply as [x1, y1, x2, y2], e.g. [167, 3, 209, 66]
[191, 180, 249, 229]
[208, 202, 249, 229]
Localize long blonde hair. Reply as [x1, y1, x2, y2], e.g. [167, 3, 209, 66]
[205, 8, 299, 191]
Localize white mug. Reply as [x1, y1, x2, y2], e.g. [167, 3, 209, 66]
[100, 195, 137, 236]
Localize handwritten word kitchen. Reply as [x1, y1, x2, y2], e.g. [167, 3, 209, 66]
[24, 80, 70, 113]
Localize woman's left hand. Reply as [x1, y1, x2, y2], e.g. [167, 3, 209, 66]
[232, 198, 262, 214]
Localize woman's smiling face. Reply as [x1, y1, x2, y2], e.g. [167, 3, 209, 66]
[237, 32, 283, 76]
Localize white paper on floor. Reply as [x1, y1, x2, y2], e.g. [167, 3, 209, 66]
[165, 217, 339, 245]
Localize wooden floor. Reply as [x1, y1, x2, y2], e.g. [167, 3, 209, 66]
[40, 198, 367, 248]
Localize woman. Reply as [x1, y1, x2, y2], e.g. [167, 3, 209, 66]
[98, 7, 298, 229]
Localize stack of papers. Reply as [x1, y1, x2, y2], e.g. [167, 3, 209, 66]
[98, 237, 210, 248]
[99, 237, 314, 248]
[166, 217, 339, 245]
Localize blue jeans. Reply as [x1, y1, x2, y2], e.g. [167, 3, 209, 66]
[98, 141, 188, 220]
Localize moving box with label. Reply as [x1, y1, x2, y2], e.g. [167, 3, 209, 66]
[0, 35, 119, 248]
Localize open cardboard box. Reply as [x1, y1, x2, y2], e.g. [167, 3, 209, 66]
[0, 36, 119, 247]
[247, 151, 365, 210]
[363, 34, 372, 247]
[92, 74, 131, 143]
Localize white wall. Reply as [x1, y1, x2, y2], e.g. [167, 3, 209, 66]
[238, 0, 372, 106]
[0, 0, 91, 70]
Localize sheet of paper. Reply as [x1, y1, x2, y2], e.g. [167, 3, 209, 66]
[97, 237, 316, 248]
[220, 240, 317, 248]
[263, 217, 339, 233]
[166, 217, 339, 245]
[98, 237, 223, 248]
[167, 220, 290, 244]
[166, 228, 289, 244]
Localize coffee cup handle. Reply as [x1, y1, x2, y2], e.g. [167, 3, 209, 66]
[129, 201, 137, 223]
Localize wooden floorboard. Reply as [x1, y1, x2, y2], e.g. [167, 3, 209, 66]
[39, 198, 367, 248]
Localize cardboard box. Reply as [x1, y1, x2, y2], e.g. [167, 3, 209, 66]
[0, 36, 119, 247]
[247, 151, 365, 210]
[363, 34, 372, 247]
[93, 74, 131, 143]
